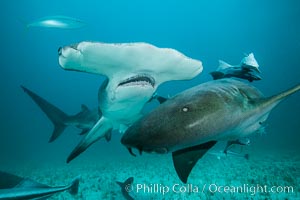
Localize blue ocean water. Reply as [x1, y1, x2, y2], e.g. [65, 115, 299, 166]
[0, 0, 299, 199]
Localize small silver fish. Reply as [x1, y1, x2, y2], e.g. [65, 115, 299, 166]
[208, 150, 249, 160]
[26, 15, 86, 29]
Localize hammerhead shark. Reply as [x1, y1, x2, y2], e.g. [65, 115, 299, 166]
[0, 171, 79, 199]
[21, 86, 100, 142]
[121, 79, 300, 183]
[58, 41, 203, 163]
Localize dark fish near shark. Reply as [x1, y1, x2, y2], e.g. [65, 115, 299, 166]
[0, 171, 80, 199]
[21, 86, 100, 142]
[116, 177, 134, 200]
[121, 79, 300, 183]
[210, 53, 261, 82]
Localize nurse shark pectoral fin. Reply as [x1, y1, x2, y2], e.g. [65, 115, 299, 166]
[67, 117, 113, 163]
[172, 141, 217, 183]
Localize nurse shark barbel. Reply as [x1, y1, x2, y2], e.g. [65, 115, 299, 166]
[121, 79, 300, 183]
[58, 42, 203, 163]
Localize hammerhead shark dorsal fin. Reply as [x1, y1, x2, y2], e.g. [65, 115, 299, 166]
[116, 177, 134, 200]
[172, 141, 217, 183]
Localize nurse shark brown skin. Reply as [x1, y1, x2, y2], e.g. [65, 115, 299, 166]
[121, 79, 300, 183]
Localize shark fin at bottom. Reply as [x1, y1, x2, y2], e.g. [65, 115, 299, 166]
[172, 141, 217, 183]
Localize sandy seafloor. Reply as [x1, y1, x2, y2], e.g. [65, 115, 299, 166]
[2, 148, 299, 200]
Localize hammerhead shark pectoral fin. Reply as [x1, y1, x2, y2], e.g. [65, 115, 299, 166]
[67, 117, 113, 163]
[172, 141, 217, 183]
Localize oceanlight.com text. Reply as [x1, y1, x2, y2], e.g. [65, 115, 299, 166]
[125, 183, 294, 196]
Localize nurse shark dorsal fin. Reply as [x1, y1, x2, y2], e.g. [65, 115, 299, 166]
[172, 141, 217, 183]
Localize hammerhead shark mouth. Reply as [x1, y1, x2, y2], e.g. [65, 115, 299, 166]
[118, 75, 155, 87]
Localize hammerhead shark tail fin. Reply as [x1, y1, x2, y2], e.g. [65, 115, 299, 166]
[67, 117, 113, 163]
[21, 86, 69, 142]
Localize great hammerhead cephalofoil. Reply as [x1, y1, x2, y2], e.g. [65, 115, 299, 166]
[58, 41, 203, 163]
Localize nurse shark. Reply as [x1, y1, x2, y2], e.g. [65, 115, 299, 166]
[121, 79, 300, 183]
[58, 42, 203, 163]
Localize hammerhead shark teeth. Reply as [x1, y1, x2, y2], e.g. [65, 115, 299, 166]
[118, 75, 155, 87]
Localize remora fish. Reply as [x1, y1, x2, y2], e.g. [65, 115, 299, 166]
[121, 79, 300, 183]
[58, 41, 203, 163]
[21, 86, 100, 142]
[26, 15, 86, 29]
[210, 53, 261, 82]
[0, 171, 80, 199]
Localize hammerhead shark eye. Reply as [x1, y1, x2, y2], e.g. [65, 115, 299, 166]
[182, 107, 189, 112]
